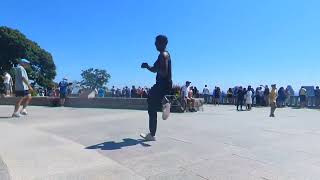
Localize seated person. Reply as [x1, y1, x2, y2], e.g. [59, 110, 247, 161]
[181, 81, 197, 112]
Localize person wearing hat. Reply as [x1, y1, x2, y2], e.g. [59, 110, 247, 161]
[181, 81, 197, 112]
[12, 59, 33, 118]
[58, 77, 69, 106]
[140, 35, 172, 141]
[270, 84, 278, 117]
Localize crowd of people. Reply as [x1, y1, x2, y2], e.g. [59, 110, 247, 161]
[2, 73, 320, 110]
[201, 85, 320, 109]
[108, 86, 150, 98]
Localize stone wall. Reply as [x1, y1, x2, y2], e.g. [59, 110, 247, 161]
[0, 97, 205, 111]
[0, 97, 148, 110]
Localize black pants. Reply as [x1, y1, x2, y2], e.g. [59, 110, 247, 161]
[147, 81, 171, 136]
[237, 98, 244, 110]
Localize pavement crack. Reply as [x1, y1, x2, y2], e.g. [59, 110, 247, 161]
[166, 136, 192, 144]
[232, 153, 270, 166]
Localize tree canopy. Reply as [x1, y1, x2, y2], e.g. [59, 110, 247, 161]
[0, 26, 56, 87]
[81, 68, 111, 89]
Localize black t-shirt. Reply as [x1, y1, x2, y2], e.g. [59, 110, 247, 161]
[264, 88, 270, 95]
[315, 89, 320, 97]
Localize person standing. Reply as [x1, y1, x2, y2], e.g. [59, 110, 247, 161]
[213, 87, 221, 105]
[2, 72, 13, 96]
[264, 85, 270, 106]
[236, 86, 244, 111]
[233, 87, 238, 105]
[111, 86, 116, 97]
[12, 59, 33, 118]
[285, 86, 291, 106]
[315, 86, 320, 107]
[277, 87, 286, 108]
[255, 87, 261, 106]
[246, 87, 253, 110]
[270, 84, 278, 117]
[202, 85, 210, 104]
[59, 77, 69, 106]
[193, 86, 199, 98]
[98, 87, 105, 97]
[299, 87, 307, 108]
[140, 35, 172, 141]
[131, 86, 137, 98]
[227, 88, 233, 105]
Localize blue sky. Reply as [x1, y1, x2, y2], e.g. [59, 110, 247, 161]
[1, 0, 320, 91]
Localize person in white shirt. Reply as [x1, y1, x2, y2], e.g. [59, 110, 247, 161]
[246, 87, 253, 110]
[2, 72, 13, 96]
[202, 85, 210, 104]
[181, 81, 197, 112]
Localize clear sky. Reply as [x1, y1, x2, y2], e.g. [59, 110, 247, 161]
[1, 0, 320, 91]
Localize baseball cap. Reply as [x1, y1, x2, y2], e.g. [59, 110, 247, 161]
[20, 59, 30, 64]
[186, 81, 191, 84]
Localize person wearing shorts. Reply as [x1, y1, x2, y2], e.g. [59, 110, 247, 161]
[12, 59, 33, 118]
[59, 77, 69, 106]
[140, 35, 172, 141]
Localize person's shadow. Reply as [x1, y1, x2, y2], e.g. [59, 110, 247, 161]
[85, 138, 151, 151]
[0, 116, 12, 119]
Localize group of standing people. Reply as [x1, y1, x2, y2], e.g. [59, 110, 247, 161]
[110, 86, 150, 98]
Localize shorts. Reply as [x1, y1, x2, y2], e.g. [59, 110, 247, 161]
[15, 90, 30, 97]
[4, 83, 10, 91]
[60, 93, 67, 99]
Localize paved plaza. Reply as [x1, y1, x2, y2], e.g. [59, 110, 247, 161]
[0, 105, 320, 180]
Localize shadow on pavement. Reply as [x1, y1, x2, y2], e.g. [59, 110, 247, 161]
[85, 138, 151, 150]
[0, 116, 11, 119]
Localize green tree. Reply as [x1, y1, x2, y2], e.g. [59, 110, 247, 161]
[0, 26, 56, 87]
[81, 68, 111, 89]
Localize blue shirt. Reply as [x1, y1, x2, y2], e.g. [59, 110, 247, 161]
[98, 88, 105, 97]
[59, 81, 68, 94]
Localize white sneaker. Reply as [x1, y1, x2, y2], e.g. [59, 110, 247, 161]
[162, 103, 171, 120]
[20, 109, 28, 115]
[140, 133, 156, 141]
[12, 113, 21, 118]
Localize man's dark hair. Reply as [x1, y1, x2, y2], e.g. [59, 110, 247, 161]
[156, 35, 168, 45]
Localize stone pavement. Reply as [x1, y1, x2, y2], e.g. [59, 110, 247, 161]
[0, 105, 320, 180]
[0, 156, 10, 180]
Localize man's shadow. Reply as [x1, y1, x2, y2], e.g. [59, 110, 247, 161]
[0, 116, 11, 119]
[85, 138, 151, 151]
